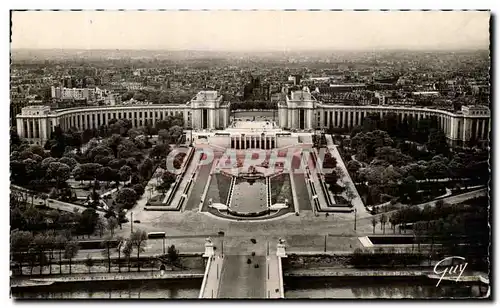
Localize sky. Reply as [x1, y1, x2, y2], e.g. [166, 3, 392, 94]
[11, 10, 490, 51]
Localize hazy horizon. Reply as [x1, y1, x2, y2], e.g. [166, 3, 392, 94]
[11, 11, 490, 51]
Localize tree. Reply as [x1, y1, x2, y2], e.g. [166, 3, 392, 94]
[10, 230, 34, 275]
[98, 167, 119, 187]
[74, 163, 103, 183]
[59, 157, 78, 170]
[346, 160, 362, 175]
[129, 230, 148, 272]
[389, 213, 399, 234]
[123, 241, 133, 272]
[47, 162, 71, 187]
[78, 209, 99, 236]
[345, 187, 356, 206]
[41, 157, 57, 169]
[158, 171, 177, 194]
[138, 158, 154, 179]
[64, 241, 80, 274]
[116, 236, 124, 273]
[85, 255, 94, 273]
[158, 129, 170, 144]
[351, 130, 394, 162]
[167, 245, 179, 270]
[101, 236, 114, 273]
[107, 217, 118, 237]
[401, 175, 418, 203]
[128, 128, 142, 139]
[116, 188, 138, 210]
[380, 214, 388, 234]
[133, 91, 147, 102]
[427, 129, 449, 156]
[168, 125, 184, 144]
[33, 233, 50, 275]
[371, 216, 378, 234]
[54, 234, 68, 274]
[119, 165, 133, 184]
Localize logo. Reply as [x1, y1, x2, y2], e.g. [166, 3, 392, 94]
[433, 256, 468, 287]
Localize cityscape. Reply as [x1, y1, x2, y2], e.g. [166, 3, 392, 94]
[9, 10, 491, 299]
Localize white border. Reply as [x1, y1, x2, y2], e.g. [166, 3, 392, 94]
[3, 1, 498, 307]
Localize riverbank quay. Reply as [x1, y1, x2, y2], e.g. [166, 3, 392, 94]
[11, 252, 205, 276]
[284, 268, 489, 284]
[11, 270, 204, 288]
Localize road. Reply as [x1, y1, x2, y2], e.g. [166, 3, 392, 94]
[346, 188, 488, 233]
[11, 185, 106, 217]
[217, 255, 266, 298]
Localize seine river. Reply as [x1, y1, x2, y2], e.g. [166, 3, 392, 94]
[11, 279, 202, 299]
[284, 276, 488, 299]
[12, 276, 488, 299]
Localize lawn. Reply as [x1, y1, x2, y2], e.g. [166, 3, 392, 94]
[205, 173, 232, 205]
[270, 174, 293, 206]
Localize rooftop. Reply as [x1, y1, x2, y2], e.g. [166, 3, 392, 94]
[194, 90, 220, 101]
[289, 90, 313, 101]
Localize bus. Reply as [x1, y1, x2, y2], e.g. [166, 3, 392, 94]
[148, 232, 166, 239]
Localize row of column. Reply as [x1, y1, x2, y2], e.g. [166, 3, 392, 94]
[321, 110, 441, 129]
[230, 135, 276, 149]
[462, 118, 490, 141]
[19, 118, 39, 139]
[318, 109, 491, 142]
[60, 109, 185, 131]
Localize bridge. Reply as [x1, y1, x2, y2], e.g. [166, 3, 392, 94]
[198, 239, 286, 299]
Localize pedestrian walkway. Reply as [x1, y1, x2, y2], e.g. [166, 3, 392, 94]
[266, 255, 283, 298]
[199, 255, 224, 298]
[325, 135, 368, 217]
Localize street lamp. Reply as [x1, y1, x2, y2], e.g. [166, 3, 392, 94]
[354, 208, 357, 231]
[130, 212, 134, 233]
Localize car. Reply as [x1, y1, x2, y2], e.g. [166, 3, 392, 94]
[133, 220, 141, 224]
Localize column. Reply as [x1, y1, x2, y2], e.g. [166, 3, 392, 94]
[357, 111, 361, 127]
[307, 109, 312, 129]
[343, 111, 348, 128]
[475, 119, 480, 140]
[211, 109, 216, 129]
[481, 119, 486, 140]
[27, 119, 32, 139]
[16, 118, 24, 138]
[288, 110, 292, 129]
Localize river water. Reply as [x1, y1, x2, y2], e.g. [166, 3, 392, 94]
[11, 279, 202, 299]
[284, 277, 488, 299]
[12, 276, 488, 299]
